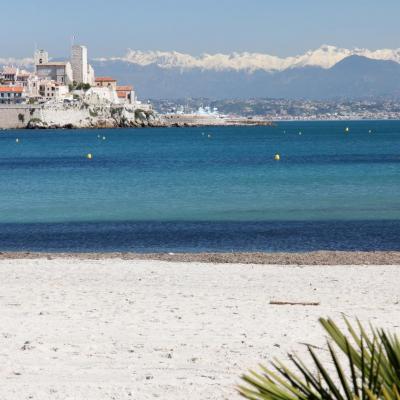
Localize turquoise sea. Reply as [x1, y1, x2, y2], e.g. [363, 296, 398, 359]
[0, 121, 399, 252]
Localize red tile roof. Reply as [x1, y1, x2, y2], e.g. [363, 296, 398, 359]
[116, 85, 133, 91]
[95, 77, 117, 82]
[0, 86, 24, 93]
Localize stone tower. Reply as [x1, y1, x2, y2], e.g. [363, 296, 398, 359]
[71, 45, 88, 84]
[34, 49, 49, 71]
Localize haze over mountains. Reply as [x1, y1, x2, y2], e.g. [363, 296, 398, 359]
[4, 46, 400, 99]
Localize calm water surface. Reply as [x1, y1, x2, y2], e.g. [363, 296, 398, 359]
[0, 121, 399, 252]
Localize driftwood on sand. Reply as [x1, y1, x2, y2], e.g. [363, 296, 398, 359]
[269, 300, 320, 306]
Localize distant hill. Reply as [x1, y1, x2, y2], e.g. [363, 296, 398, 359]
[91, 55, 400, 99]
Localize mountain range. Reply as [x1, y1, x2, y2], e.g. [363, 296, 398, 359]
[3, 46, 400, 99]
[92, 54, 400, 99]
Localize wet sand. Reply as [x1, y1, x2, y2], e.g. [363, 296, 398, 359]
[0, 250, 399, 264]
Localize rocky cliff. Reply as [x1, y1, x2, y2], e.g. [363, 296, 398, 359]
[24, 102, 161, 129]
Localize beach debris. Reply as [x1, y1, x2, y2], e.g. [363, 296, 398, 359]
[20, 341, 34, 351]
[269, 300, 320, 306]
[86, 153, 93, 160]
[274, 153, 280, 161]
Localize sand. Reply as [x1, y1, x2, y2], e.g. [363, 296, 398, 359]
[0, 258, 399, 399]
[1, 251, 400, 264]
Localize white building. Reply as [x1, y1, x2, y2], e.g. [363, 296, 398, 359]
[38, 80, 69, 100]
[0, 86, 25, 104]
[1, 66, 33, 88]
[36, 61, 73, 85]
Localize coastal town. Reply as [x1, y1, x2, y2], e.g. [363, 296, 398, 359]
[0, 44, 160, 129]
[0, 45, 141, 107]
[0, 44, 273, 129]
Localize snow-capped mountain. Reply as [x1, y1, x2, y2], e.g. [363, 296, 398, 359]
[98, 45, 400, 72]
[4, 45, 400, 73]
[92, 55, 400, 99]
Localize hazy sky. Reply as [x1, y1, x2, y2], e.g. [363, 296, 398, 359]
[2, 0, 400, 58]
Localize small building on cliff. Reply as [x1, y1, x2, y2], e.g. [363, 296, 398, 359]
[95, 77, 117, 90]
[0, 86, 25, 104]
[38, 80, 69, 100]
[116, 85, 136, 104]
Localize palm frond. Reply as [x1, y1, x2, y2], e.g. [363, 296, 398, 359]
[239, 317, 400, 400]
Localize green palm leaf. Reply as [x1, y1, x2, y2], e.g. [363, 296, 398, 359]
[239, 318, 400, 400]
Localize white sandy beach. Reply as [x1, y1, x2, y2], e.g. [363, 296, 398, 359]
[0, 258, 399, 400]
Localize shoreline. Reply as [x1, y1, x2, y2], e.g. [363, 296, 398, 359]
[3, 117, 400, 130]
[0, 258, 398, 399]
[2, 118, 400, 130]
[1, 250, 399, 264]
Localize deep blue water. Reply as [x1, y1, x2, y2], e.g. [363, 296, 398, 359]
[0, 121, 399, 252]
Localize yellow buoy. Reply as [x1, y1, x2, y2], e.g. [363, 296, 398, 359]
[274, 154, 280, 161]
[87, 153, 93, 160]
